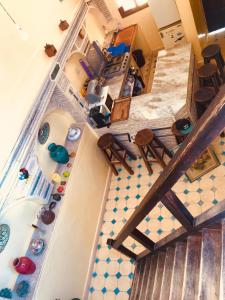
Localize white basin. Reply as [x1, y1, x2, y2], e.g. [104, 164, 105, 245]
[0, 199, 42, 288]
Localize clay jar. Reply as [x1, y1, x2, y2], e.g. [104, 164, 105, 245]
[13, 257, 36, 274]
[59, 20, 69, 31]
[39, 202, 56, 225]
[44, 44, 57, 57]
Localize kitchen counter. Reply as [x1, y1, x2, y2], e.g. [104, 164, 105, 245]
[130, 43, 192, 121]
[94, 43, 195, 153]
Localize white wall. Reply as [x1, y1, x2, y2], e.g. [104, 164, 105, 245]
[0, 0, 81, 173]
[86, 7, 106, 45]
[34, 124, 109, 300]
[175, 0, 202, 62]
[105, 0, 163, 53]
[148, 0, 180, 28]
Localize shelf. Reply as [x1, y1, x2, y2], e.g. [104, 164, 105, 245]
[5, 123, 85, 299]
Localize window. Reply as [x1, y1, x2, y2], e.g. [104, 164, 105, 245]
[116, 0, 149, 18]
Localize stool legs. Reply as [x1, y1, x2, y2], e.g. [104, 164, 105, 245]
[116, 139, 137, 160]
[147, 144, 167, 169]
[216, 58, 225, 83]
[153, 136, 173, 158]
[98, 133, 136, 176]
[111, 146, 134, 175]
[102, 149, 119, 176]
[135, 129, 171, 174]
[138, 145, 153, 174]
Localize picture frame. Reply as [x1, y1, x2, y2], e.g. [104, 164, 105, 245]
[185, 146, 220, 183]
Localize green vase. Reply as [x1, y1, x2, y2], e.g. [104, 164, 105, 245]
[48, 143, 69, 164]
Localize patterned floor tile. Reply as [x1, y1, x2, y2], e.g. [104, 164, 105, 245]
[88, 137, 225, 299]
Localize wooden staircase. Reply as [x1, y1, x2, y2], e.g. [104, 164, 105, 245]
[130, 220, 225, 300]
[106, 87, 225, 299]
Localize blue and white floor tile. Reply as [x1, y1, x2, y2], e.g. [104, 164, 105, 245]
[88, 136, 225, 299]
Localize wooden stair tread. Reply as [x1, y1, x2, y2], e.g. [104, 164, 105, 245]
[182, 235, 202, 300]
[169, 242, 187, 300]
[199, 228, 222, 300]
[152, 251, 166, 300]
[130, 259, 145, 299]
[129, 221, 225, 300]
[160, 247, 175, 300]
[144, 254, 158, 300]
[138, 257, 152, 300]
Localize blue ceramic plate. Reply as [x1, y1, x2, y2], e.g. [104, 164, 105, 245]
[0, 224, 10, 253]
[38, 122, 50, 144]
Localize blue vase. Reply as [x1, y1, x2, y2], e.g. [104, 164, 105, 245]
[48, 143, 69, 164]
[15, 281, 30, 298]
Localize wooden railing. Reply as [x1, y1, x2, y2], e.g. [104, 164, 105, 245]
[107, 85, 225, 261]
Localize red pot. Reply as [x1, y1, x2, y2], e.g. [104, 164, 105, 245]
[13, 257, 36, 274]
[57, 186, 64, 193]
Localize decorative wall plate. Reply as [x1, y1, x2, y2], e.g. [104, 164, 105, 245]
[38, 122, 50, 144]
[67, 127, 81, 142]
[0, 224, 10, 253]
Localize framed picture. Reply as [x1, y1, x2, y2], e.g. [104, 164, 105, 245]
[185, 147, 220, 183]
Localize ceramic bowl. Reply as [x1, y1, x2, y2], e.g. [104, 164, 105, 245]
[67, 127, 81, 142]
[30, 238, 45, 255]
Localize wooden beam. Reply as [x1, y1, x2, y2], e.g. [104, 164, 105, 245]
[154, 227, 188, 252]
[154, 198, 225, 252]
[161, 190, 194, 231]
[130, 229, 155, 251]
[136, 249, 151, 261]
[107, 239, 137, 260]
[113, 86, 225, 248]
[194, 197, 225, 228]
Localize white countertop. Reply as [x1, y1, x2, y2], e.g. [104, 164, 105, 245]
[129, 43, 192, 121]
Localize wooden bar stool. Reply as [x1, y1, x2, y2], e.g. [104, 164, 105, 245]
[198, 63, 221, 93]
[194, 86, 216, 119]
[97, 133, 136, 176]
[135, 128, 172, 174]
[202, 44, 225, 82]
[194, 87, 225, 137]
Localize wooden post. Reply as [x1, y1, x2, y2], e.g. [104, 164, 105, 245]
[107, 239, 137, 260]
[161, 190, 194, 231]
[130, 229, 155, 251]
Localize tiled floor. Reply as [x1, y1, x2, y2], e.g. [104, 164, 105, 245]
[88, 137, 225, 300]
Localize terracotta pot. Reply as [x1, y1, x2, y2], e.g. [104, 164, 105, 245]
[44, 44, 57, 57]
[78, 28, 85, 39]
[13, 257, 36, 274]
[59, 20, 69, 31]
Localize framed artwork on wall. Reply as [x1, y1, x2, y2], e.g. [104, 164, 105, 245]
[185, 146, 220, 183]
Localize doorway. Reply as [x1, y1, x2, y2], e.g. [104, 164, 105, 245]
[202, 0, 225, 32]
